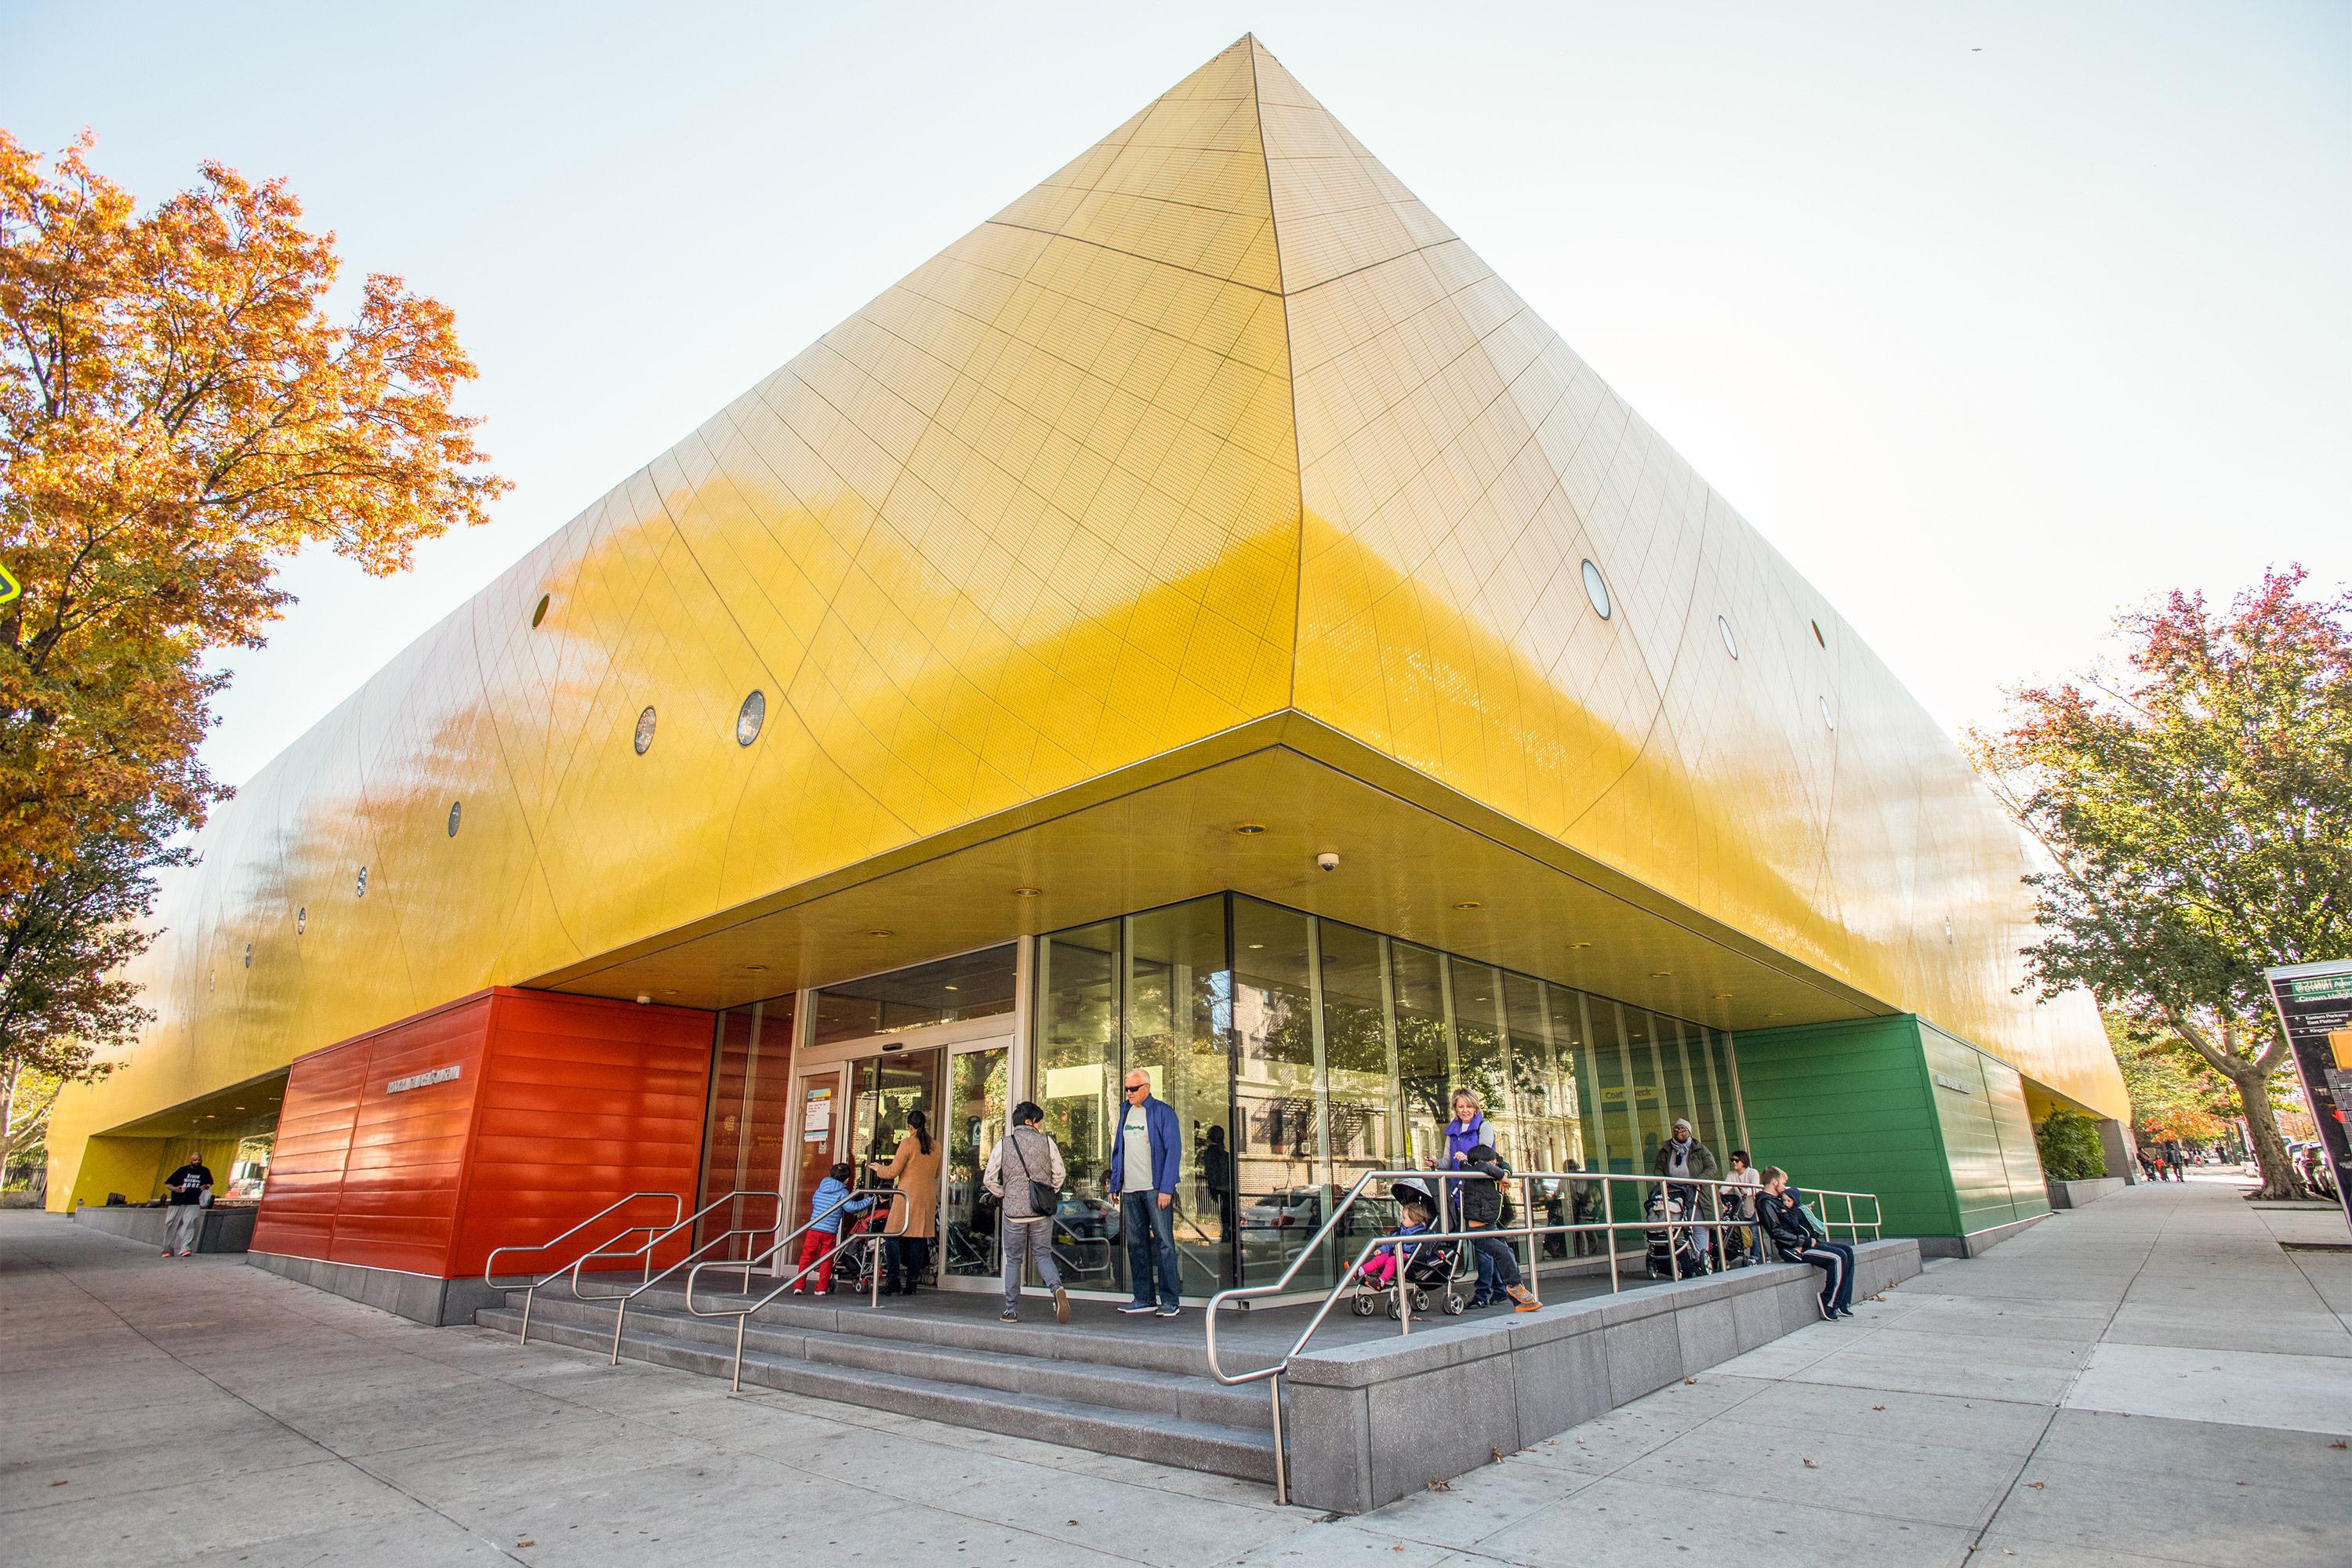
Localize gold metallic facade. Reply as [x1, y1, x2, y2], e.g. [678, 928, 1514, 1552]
[49, 38, 2122, 1206]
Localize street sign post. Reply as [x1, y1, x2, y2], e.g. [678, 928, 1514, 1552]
[2263, 959, 2352, 1238]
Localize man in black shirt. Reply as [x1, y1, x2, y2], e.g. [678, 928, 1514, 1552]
[161, 1153, 212, 1256]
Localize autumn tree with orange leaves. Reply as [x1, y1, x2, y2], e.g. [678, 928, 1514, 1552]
[0, 131, 503, 1125]
[1972, 568, 2352, 1200]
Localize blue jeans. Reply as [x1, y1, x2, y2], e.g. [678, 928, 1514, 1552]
[1120, 1191, 1181, 1308]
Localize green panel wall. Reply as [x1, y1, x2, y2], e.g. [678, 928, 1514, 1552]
[1730, 1017, 1960, 1239]
[1982, 1055, 2052, 1221]
[1922, 1025, 2018, 1232]
[1738, 1015, 2057, 1243]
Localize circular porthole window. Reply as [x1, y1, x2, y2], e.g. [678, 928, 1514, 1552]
[531, 594, 550, 629]
[1581, 559, 1612, 620]
[1718, 615, 1739, 659]
[735, 690, 766, 747]
[446, 800, 462, 837]
[243, 942, 252, 969]
[355, 865, 369, 898]
[296, 906, 307, 935]
[633, 706, 657, 755]
[1820, 696, 1836, 731]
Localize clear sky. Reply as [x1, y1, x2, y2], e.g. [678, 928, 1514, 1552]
[7, 1, 2347, 789]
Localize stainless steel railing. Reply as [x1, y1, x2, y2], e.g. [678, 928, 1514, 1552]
[569, 1189, 786, 1363]
[482, 1190, 685, 1345]
[683, 1187, 898, 1392]
[1203, 1169, 1883, 1504]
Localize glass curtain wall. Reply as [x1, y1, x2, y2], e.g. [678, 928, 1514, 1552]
[1033, 893, 1748, 1296]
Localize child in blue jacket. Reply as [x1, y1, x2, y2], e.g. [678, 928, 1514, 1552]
[793, 1163, 873, 1294]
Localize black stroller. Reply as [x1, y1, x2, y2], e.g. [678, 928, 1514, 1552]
[1643, 1185, 1713, 1279]
[1348, 1178, 1471, 1318]
[829, 1203, 890, 1294]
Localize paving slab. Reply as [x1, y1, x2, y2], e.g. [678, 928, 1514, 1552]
[2065, 1341, 2352, 1434]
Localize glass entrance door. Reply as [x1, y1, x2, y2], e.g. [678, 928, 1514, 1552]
[944, 1045, 1010, 1279]
[789, 1065, 848, 1248]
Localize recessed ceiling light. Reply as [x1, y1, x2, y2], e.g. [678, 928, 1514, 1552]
[234, 1106, 245, 1111]
[1650, 971, 1672, 978]
[943, 984, 960, 992]
[1235, 823, 1267, 835]
[1453, 901, 1482, 910]
[1011, 887, 1042, 897]
[1247, 943, 1265, 949]
[1569, 941, 1594, 949]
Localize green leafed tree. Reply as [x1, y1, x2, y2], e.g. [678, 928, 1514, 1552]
[1971, 567, 2352, 1201]
[0, 804, 188, 1174]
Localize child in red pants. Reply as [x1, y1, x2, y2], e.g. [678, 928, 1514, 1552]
[793, 1163, 872, 1293]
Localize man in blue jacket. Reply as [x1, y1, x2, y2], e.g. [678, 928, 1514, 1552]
[1108, 1068, 1184, 1316]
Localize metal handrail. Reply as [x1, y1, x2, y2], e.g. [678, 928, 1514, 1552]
[569, 1189, 786, 1363]
[684, 1192, 898, 1392]
[1202, 1168, 1884, 1504]
[683, 1184, 893, 1306]
[482, 1190, 684, 1345]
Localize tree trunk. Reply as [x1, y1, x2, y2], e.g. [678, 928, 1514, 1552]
[2229, 1065, 2307, 1201]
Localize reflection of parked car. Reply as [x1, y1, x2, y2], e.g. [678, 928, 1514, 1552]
[227, 1176, 266, 1200]
[1054, 1192, 1116, 1240]
[1241, 1187, 1324, 1232]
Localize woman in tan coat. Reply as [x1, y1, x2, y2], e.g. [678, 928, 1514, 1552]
[869, 1108, 942, 1295]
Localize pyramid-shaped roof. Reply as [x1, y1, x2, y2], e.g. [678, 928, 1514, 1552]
[87, 38, 2121, 1132]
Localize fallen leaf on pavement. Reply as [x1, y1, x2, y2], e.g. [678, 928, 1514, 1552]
[1802, 1458, 1818, 1468]
[1426, 1479, 1452, 1492]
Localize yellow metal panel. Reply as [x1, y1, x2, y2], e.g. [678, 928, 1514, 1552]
[49, 35, 2122, 1207]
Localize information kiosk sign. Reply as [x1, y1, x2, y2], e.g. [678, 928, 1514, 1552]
[2264, 959, 2352, 1238]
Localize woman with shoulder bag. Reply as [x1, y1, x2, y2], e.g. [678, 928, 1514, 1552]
[982, 1102, 1069, 1325]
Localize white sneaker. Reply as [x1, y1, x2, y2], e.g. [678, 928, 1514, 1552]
[1154, 1305, 1180, 1318]
[1117, 1302, 1156, 1314]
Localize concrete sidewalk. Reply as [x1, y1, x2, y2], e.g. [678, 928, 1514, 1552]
[1318, 1174, 2352, 1567]
[4, 1181, 2347, 1566]
[0, 1215, 1305, 1566]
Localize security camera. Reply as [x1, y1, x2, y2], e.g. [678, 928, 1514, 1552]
[1316, 851, 1341, 873]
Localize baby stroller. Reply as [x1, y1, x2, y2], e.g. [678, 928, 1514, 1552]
[1348, 1179, 1472, 1318]
[827, 1204, 890, 1294]
[1643, 1186, 1713, 1279]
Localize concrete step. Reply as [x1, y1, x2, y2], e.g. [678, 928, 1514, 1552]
[474, 1305, 1276, 1482]
[505, 1291, 1272, 1431]
[595, 1280, 1219, 1378]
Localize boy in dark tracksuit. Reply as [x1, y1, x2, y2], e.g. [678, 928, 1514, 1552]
[1459, 1145, 1539, 1312]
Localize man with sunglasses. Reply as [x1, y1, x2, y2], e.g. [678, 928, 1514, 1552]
[1108, 1069, 1183, 1317]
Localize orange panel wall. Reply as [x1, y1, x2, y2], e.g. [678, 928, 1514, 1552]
[450, 990, 716, 1279]
[250, 989, 713, 1280]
